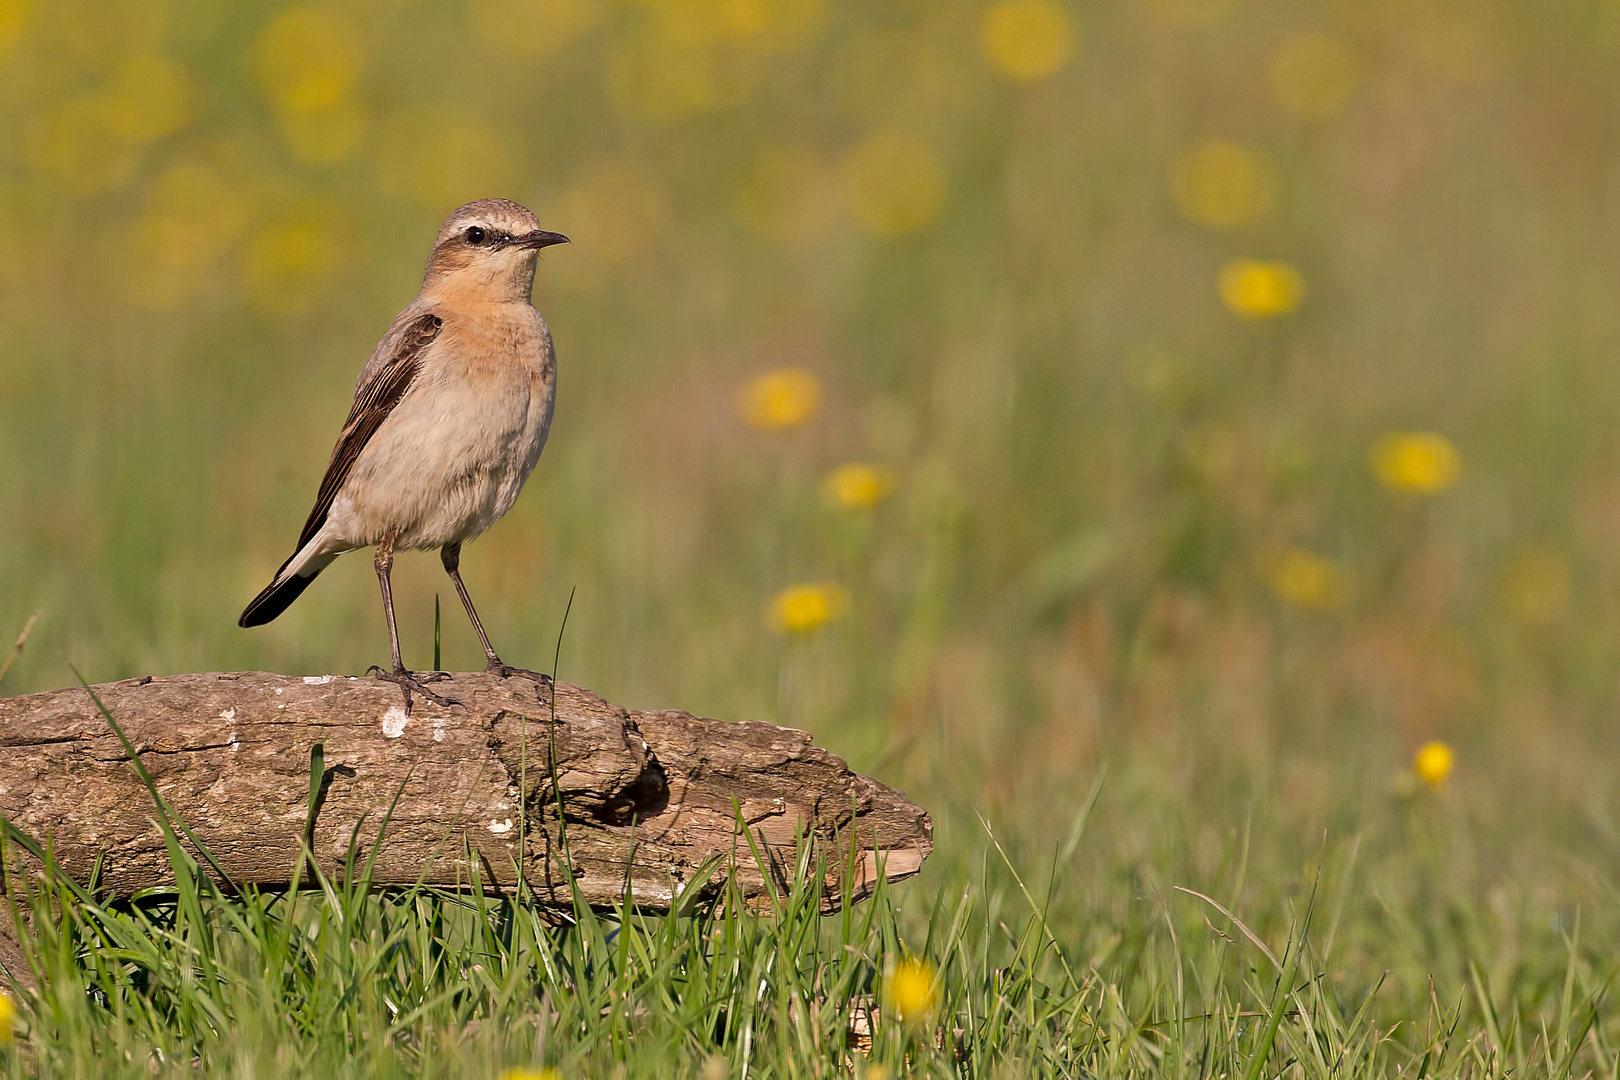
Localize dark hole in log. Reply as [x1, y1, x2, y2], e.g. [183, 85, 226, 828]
[594, 753, 670, 826]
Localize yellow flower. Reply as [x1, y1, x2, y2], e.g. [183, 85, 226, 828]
[883, 957, 940, 1028]
[1218, 260, 1304, 318]
[844, 132, 948, 239]
[1500, 545, 1570, 625]
[1413, 740, 1454, 787]
[767, 583, 848, 634]
[255, 8, 364, 116]
[499, 1069, 559, 1080]
[1263, 548, 1349, 611]
[1169, 141, 1275, 228]
[255, 7, 367, 164]
[0, 990, 11, 1043]
[1369, 432, 1460, 495]
[1271, 33, 1359, 120]
[735, 367, 822, 431]
[979, 0, 1076, 83]
[823, 463, 893, 510]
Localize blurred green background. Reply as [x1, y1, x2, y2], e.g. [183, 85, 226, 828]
[8, 0, 1620, 990]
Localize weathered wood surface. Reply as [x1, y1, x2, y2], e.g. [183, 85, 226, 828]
[0, 672, 931, 914]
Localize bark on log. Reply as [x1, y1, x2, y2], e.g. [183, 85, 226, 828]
[0, 672, 931, 917]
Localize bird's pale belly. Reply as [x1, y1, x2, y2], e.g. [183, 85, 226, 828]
[325, 375, 547, 551]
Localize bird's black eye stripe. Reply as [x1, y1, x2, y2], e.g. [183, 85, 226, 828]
[463, 225, 520, 249]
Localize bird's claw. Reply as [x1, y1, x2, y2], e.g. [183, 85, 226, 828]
[368, 665, 462, 713]
[486, 661, 553, 701]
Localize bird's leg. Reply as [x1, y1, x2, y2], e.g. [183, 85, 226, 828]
[369, 534, 459, 713]
[442, 543, 552, 694]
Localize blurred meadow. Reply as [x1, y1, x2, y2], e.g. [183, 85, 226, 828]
[8, 0, 1620, 1074]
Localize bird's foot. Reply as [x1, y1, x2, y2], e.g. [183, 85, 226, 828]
[486, 659, 553, 699]
[368, 665, 461, 714]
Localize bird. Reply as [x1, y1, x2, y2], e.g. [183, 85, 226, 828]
[239, 198, 568, 712]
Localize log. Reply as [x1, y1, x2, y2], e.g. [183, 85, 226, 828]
[0, 672, 931, 915]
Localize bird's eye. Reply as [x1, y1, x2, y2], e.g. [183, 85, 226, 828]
[465, 226, 486, 245]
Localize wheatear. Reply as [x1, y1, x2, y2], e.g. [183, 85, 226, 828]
[240, 198, 568, 711]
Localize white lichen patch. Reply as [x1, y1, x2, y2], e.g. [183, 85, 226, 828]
[381, 705, 409, 738]
[487, 819, 514, 834]
[216, 707, 241, 750]
[303, 675, 334, 685]
[432, 716, 446, 743]
[274, 687, 284, 695]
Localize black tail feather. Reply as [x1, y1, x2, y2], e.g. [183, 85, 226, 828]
[239, 565, 321, 627]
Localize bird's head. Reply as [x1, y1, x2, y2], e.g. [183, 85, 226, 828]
[422, 198, 568, 301]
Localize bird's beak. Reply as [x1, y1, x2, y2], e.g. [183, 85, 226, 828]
[517, 230, 570, 250]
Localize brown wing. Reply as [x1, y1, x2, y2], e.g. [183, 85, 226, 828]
[293, 311, 442, 550]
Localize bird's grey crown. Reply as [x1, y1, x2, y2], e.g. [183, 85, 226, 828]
[433, 198, 541, 249]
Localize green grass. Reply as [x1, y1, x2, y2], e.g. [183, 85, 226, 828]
[5, 739, 1619, 1078]
[9, 0, 1620, 1074]
[5, 673, 1620, 1077]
